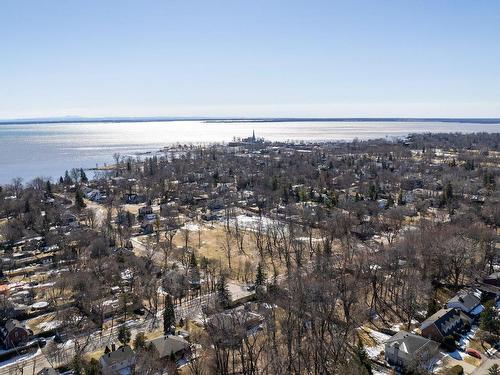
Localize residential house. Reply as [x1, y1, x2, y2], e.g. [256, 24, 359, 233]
[84, 189, 105, 202]
[446, 289, 483, 317]
[160, 202, 179, 217]
[1, 319, 33, 349]
[475, 282, 500, 302]
[144, 213, 157, 222]
[484, 272, 500, 287]
[201, 210, 218, 221]
[141, 223, 153, 235]
[420, 308, 470, 342]
[61, 212, 78, 227]
[99, 345, 135, 375]
[207, 306, 264, 332]
[148, 334, 191, 361]
[385, 331, 439, 369]
[138, 206, 153, 218]
[123, 193, 145, 205]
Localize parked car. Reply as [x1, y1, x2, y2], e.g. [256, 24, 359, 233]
[133, 307, 145, 316]
[54, 331, 68, 343]
[37, 338, 47, 347]
[466, 348, 481, 359]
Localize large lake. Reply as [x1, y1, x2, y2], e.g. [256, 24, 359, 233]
[0, 120, 499, 183]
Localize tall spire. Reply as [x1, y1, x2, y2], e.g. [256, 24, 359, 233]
[252, 129, 256, 142]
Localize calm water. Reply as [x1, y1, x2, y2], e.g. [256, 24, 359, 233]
[0, 120, 499, 183]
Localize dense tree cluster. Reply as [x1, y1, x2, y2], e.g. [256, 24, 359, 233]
[0, 132, 499, 374]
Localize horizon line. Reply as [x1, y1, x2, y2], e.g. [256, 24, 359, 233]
[2, 116, 500, 125]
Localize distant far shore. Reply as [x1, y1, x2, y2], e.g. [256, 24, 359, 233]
[1, 116, 500, 125]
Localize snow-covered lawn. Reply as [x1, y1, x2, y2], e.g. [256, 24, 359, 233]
[182, 223, 202, 231]
[38, 320, 62, 330]
[228, 215, 280, 232]
[360, 328, 391, 359]
[0, 348, 41, 369]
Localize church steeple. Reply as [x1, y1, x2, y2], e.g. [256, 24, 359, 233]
[252, 130, 256, 142]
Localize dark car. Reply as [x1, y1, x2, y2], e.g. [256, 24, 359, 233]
[134, 307, 145, 316]
[54, 331, 68, 343]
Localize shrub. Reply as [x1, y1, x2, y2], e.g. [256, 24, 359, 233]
[442, 335, 457, 352]
[446, 365, 463, 375]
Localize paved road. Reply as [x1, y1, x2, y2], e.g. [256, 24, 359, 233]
[0, 350, 50, 375]
[471, 348, 500, 374]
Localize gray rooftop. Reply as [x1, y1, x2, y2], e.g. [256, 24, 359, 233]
[385, 330, 438, 355]
[148, 335, 190, 358]
[100, 345, 135, 367]
[447, 290, 481, 311]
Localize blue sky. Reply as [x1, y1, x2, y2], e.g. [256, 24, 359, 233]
[1, 0, 500, 118]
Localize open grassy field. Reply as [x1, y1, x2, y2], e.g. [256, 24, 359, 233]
[135, 218, 304, 282]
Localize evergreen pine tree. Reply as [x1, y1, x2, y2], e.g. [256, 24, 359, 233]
[368, 184, 378, 201]
[354, 341, 372, 375]
[75, 189, 86, 210]
[71, 354, 84, 375]
[397, 190, 405, 205]
[216, 273, 231, 308]
[444, 181, 453, 202]
[189, 252, 201, 288]
[480, 300, 500, 335]
[46, 180, 52, 195]
[427, 297, 438, 317]
[117, 324, 131, 345]
[64, 170, 72, 185]
[255, 262, 266, 287]
[80, 168, 88, 183]
[134, 332, 146, 350]
[163, 295, 175, 335]
[85, 358, 102, 375]
[385, 195, 394, 209]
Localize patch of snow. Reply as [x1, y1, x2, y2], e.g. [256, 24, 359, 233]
[360, 328, 391, 359]
[120, 269, 133, 280]
[390, 323, 401, 332]
[34, 282, 56, 289]
[229, 215, 280, 232]
[367, 328, 391, 344]
[295, 237, 323, 243]
[38, 320, 62, 330]
[0, 348, 41, 369]
[182, 223, 201, 231]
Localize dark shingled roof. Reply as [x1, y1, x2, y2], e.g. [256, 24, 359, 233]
[421, 308, 459, 333]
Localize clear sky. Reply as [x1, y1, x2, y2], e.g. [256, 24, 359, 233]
[1, 0, 500, 119]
